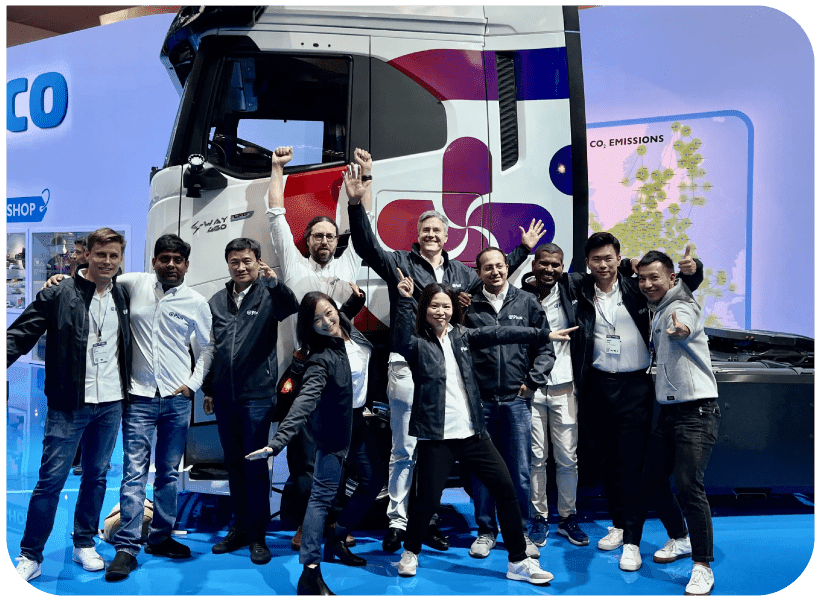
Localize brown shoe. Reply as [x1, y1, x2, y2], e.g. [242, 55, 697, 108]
[291, 526, 303, 551]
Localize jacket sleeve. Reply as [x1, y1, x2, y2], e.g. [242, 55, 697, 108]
[524, 297, 555, 391]
[7, 288, 53, 367]
[262, 276, 300, 321]
[340, 289, 366, 320]
[348, 203, 397, 283]
[678, 258, 704, 293]
[392, 295, 419, 362]
[268, 355, 327, 454]
[505, 243, 531, 274]
[466, 325, 551, 351]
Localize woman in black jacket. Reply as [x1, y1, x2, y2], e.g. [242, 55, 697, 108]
[246, 290, 384, 595]
[393, 271, 575, 586]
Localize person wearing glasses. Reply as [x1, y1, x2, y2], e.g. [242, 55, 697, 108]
[264, 146, 374, 552]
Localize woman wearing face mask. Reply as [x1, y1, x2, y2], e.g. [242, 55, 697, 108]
[246, 289, 384, 595]
[392, 269, 577, 586]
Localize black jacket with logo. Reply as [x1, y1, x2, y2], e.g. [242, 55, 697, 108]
[393, 295, 552, 440]
[268, 315, 371, 457]
[6, 270, 132, 411]
[463, 284, 554, 401]
[348, 202, 530, 353]
[203, 276, 299, 403]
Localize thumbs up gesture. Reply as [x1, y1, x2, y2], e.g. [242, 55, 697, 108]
[666, 310, 691, 340]
[678, 244, 696, 275]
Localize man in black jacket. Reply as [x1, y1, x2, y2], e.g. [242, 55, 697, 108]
[568, 232, 703, 573]
[344, 160, 545, 552]
[463, 247, 555, 560]
[202, 237, 299, 565]
[7, 228, 132, 582]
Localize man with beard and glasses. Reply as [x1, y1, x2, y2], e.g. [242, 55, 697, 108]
[43, 233, 214, 581]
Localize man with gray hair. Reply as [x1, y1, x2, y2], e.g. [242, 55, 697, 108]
[344, 165, 546, 552]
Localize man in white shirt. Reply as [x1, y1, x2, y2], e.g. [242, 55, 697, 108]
[265, 146, 372, 550]
[7, 228, 132, 582]
[105, 234, 214, 581]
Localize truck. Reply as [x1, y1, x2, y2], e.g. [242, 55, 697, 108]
[147, 5, 589, 509]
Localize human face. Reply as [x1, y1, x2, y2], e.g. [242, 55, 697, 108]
[307, 221, 338, 266]
[152, 250, 190, 288]
[69, 243, 85, 267]
[313, 299, 343, 338]
[478, 250, 508, 295]
[637, 261, 676, 303]
[417, 217, 448, 259]
[84, 241, 123, 288]
[227, 249, 260, 292]
[425, 292, 453, 336]
[586, 244, 621, 289]
[531, 251, 564, 292]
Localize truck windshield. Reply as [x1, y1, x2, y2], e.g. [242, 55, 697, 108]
[206, 53, 350, 177]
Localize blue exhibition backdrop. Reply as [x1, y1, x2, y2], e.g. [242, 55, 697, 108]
[6, 7, 814, 337]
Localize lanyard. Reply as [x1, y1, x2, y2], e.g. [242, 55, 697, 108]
[89, 292, 112, 342]
[593, 293, 617, 332]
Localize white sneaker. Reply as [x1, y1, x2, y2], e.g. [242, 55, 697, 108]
[685, 564, 714, 595]
[469, 534, 496, 558]
[15, 557, 41, 581]
[597, 526, 624, 551]
[619, 543, 642, 571]
[524, 534, 541, 559]
[72, 546, 105, 571]
[506, 557, 554, 585]
[653, 536, 692, 564]
[396, 550, 418, 577]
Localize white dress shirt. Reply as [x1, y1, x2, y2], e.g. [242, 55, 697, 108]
[345, 337, 371, 410]
[591, 280, 650, 373]
[80, 270, 123, 404]
[118, 273, 214, 398]
[440, 325, 475, 440]
[481, 282, 509, 314]
[541, 284, 574, 386]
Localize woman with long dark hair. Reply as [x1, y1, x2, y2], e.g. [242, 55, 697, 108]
[246, 290, 384, 595]
[392, 271, 576, 586]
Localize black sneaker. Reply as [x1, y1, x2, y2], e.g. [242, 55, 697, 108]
[250, 539, 272, 565]
[212, 528, 249, 554]
[105, 551, 138, 582]
[424, 522, 449, 551]
[557, 516, 589, 546]
[145, 537, 191, 559]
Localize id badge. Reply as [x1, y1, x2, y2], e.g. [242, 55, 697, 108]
[605, 334, 621, 355]
[92, 341, 108, 365]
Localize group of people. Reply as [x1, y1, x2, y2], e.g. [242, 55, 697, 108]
[7, 147, 720, 596]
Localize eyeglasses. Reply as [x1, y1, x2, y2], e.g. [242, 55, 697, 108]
[310, 233, 338, 242]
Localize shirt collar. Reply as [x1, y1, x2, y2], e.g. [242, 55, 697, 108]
[595, 279, 620, 298]
[308, 254, 334, 272]
[155, 278, 185, 295]
[482, 282, 509, 303]
[79, 268, 113, 295]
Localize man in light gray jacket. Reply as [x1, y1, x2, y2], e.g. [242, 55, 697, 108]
[632, 250, 720, 596]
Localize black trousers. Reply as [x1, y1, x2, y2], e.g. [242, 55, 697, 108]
[403, 434, 527, 563]
[582, 368, 654, 545]
[214, 397, 275, 539]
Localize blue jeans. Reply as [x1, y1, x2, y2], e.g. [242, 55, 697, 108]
[113, 393, 191, 555]
[471, 397, 532, 535]
[20, 401, 123, 564]
[301, 450, 344, 566]
[214, 397, 275, 538]
[637, 399, 721, 563]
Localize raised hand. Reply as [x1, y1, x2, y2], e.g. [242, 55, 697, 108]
[678, 244, 696, 275]
[349, 281, 364, 298]
[353, 147, 372, 174]
[258, 261, 277, 281]
[519, 219, 546, 250]
[666, 310, 691, 340]
[271, 146, 293, 169]
[245, 447, 274, 461]
[396, 267, 414, 298]
[343, 162, 371, 204]
[549, 325, 579, 341]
